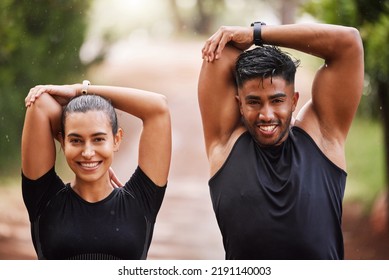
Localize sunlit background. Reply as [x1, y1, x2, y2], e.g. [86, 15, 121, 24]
[0, 0, 388, 259]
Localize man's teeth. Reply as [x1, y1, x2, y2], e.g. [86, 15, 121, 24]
[260, 125, 276, 131]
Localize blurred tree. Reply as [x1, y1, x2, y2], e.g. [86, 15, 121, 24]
[268, 0, 307, 24]
[194, 0, 225, 34]
[0, 0, 91, 178]
[168, 0, 309, 35]
[304, 0, 389, 225]
[168, 0, 186, 34]
[279, 0, 299, 24]
[169, 0, 225, 35]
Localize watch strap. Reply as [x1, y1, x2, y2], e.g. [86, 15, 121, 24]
[251, 22, 266, 46]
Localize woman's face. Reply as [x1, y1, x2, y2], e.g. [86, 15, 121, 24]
[62, 110, 121, 184]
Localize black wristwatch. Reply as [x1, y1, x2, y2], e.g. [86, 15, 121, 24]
[251, 21, 266, 46]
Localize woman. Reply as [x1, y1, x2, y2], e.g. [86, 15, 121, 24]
[21, 81, 171, 260]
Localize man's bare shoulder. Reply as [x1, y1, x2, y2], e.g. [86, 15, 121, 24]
[294, 114, 346, 171]
[208, 127, 247, 177]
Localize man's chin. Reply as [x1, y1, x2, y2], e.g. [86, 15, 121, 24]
[253, 133, 287, 148]
[255, 140, 279, 148]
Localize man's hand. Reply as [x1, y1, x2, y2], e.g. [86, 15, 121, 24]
[202, 26, 253, 62]
[109, 167, 124, 188]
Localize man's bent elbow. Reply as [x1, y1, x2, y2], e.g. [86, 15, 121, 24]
[152, 94, 171, 122]
[343, 26, 364, 57]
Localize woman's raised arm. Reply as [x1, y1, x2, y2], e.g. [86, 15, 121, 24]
[22, 92, 62, 179]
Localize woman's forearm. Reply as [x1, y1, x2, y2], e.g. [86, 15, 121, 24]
[78, 85, 169, 122]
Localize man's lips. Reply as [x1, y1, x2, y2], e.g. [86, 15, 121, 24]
[259, 125, 276, 131]
[257, 124, 278, 136]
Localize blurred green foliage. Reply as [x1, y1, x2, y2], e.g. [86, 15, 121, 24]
[345, 117, 385, 210]
[0, 0, 91, 178]
[304, 0, 389, 119]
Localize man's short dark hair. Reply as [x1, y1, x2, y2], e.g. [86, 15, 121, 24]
[235, 45, 300, 88]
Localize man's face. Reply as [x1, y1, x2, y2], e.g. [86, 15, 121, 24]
[237, 77, 299, 147]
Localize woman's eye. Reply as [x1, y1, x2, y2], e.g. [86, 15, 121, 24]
[69, 138, 81, 144]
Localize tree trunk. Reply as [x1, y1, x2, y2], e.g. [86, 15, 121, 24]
[168, 0, 185, 34]
[195, 0, 225, 35]
[280, 0, 298, 24]
[378, 80, 389, 227]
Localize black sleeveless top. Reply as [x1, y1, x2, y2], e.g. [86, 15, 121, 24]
[209, 127, 346, 260]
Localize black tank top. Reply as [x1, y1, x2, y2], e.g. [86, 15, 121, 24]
[209, 127, 346, 259]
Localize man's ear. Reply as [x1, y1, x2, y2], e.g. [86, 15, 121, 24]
[113, 128, 123, 152]
[292, 91, 299, 112]
[235, 95, 243, 115]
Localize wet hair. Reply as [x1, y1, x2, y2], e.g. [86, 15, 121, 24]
[235, 45, 300, 88]
[61, 94, 118, 136]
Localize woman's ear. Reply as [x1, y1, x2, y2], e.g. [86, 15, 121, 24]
[113, 128, 123, 152]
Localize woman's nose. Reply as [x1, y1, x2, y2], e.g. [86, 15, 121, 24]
[81, 144, 95, 158]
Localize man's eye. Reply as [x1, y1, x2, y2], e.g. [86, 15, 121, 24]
[247, 100, 259, 105]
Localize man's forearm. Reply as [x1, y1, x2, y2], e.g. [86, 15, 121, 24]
[261, 23, 362, 61]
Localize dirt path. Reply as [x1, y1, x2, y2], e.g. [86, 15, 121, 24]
[1, 40, 388, 260]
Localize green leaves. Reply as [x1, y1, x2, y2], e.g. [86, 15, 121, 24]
[0, 0, 91, 176]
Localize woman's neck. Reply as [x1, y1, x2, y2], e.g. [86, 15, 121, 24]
[71, 176, 114, 203]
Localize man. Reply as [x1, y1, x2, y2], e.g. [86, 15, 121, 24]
[198, 23, 364, 259]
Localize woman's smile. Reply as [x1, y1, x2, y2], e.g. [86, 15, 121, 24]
[78, 161, 102, 170]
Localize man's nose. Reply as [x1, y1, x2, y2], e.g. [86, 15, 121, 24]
[258, 104, 274, 122]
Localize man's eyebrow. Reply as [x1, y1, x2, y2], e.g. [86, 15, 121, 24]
[244, 92, 287, 101]
[67, 132, 108, 138]
[245, 95, 261, 101]
[270, 92, 287, 99]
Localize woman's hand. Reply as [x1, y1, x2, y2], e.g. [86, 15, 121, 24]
[25, 84, 80, 107]
[202, 26, 253, 62]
